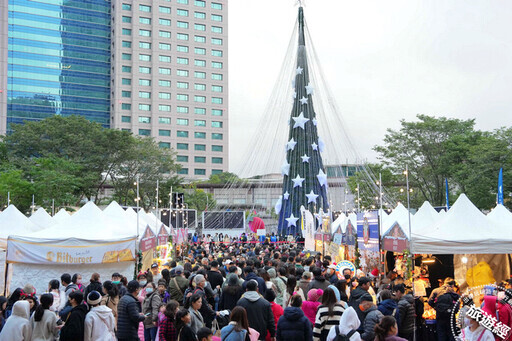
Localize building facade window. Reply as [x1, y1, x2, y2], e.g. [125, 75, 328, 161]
[159, 67, 171, 75]
[121, 116, 131, 122]
[177, 118, 189, 125]
[177, 143, 189, 150]
[194, 169, 206, 175]
[195, 47, 206, 55]
[194, 132, 206, 139]
[212, 157, 223, 164]
[159, 117, 171, 124]
[194, 71, 206, 79]
[122, 3, 131, 10]
[159, 142, 171, 149]
[211, 14, 222, 22]
[211, 26, 223, 33]
[139, 129, 151, 136]
[138, 104, 151, 111]
[212, 109, 223, 116]
[194, 12, 206, 19]
[159, 80, 171, 87]
[177, 106, 189, 113]
[194, 59, 206, 67]
[211, 50, 223, 57]
[139, 29, 151, 37]
[177, 21, 189, 28]
[211, 121, 223, 128]
[159, 55, 171, 62]
[177, 45, 189, 53]
[159, 18, 171, 26]
[159, 43, 171, 50]
[159, 105, 171, 112]
[159, 129, 171, 136]
[139, 66, 151, 74]
[212, 133, 223, 140]
[194, 107, 206, 115]
[211, 2, 222, 10]
[177, 130, 189, 137]
[139, 91, 151, 98]
[122, 103, 132, 110]
[177, 94, 189, 101]
[177, 81, 189, 89]
[195, 144, 206, 151]
[194, 119, 206, 126]
[139, 4, 151, 12]
[139, 54, 151, 61]
[139, 42, 151, 49]
[212, 97, 223, 104]
[195, 156, 206, 163]
[159, 6, 171, 14]
[139, 116, 151, 123]
[194, 95, 206, 103]
[194, 35, 206, 43]
[194, 23, 206, 31]
[139, 17, 151, 24]
[194, 83, 206, 91]
[212, 145, 223, 152]
[177, 9, 189, 16]
[177, 155, 189, 162]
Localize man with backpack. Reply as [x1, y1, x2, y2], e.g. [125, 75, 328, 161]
[428, 278, 459, 341]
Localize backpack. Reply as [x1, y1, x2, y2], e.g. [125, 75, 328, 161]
[334, 327, 356, 341]
[435, 292, 456, 316]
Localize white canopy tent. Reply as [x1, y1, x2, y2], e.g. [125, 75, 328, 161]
[487, 204, 512, 229]
[411, 194, 512, 254]
[29, 207, 55, 230]
[331, 213, 346, 234]
[8, 202, 136, 294]
[412, 201, 439, 234]
[52, 208, 71, 224]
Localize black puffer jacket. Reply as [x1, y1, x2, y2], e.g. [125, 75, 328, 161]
[397, 295, 416, 337]
[237, 292, 275, 340]
[117, 293, 145, 340]
[276, 307, 312, 341]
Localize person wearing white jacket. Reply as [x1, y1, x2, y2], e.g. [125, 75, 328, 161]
[30, 293, 60, 341]
[0, 300, 32, 340]
[84, 291, 116, 341]
[326, 307, 362, 341]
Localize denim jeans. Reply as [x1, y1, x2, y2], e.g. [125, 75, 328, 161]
[144, 326, 158, 341]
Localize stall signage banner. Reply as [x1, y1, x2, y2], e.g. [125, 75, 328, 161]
[140, 225, 157, 252]
[7, 236, 135, 265]
[336, 260, 356, 279]
[157, 224, 169, 246]
[357, 211, 380, 273]
[342, 220, 356, 246]
[176, 228, 189, 245]
[382, 222, 409, 253]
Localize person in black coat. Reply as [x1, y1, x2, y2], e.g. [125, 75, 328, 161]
[242, 267, 267, 296]
[219, 275, 243, 311]
[117, 280, 145, 341]
[191, 274, 218, 328]
[84, 272, 103, 299]
[60, 291, 88, 341]
[277, 295, 312, 341]
[237, 280, 275, 341]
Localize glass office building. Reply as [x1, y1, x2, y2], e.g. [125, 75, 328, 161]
[5, 0, 111, 130]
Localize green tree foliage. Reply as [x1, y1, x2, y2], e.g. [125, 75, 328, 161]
[1, 115, 181, 211]
[184, 185, 216, 212]
[373, 115, 512, 209]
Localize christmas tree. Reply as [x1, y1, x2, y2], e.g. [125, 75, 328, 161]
[276, 6, 330, 236]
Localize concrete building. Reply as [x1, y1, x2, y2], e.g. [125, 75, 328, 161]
[0, 0, 228, 180]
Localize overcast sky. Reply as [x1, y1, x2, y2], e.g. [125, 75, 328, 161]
[228, 1, 512, 173]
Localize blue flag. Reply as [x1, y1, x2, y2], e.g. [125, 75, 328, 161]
[498, 168, 504, 205]
[445, 178, 450, 210]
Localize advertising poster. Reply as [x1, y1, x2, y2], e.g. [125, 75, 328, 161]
[382, 222, 409, 253]
[343, 220, 357, 261]
[357, 211, 380, 273]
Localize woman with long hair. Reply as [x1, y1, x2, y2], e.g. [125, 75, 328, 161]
[258, 269, 276, 293]
[220, 306, 251, 341]
[313, 288, 345, 341]
[158, 301, 180, 341]
[282, 275, 305, 308]
[47, 279, 64, 313]
[101, 281, 119, 324]
[175, 309, 197, 341]
[143, 282, 162, 341]
[374, 316, 407, 341]
[219, 275, 243, 311]
[30, 293, 60, 341]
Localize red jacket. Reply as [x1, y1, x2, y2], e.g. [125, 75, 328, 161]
[266, 302, 283, 341]
[481, 295, 511, 341]
[301, 300, 321, 326]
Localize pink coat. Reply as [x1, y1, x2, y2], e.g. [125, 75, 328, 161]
[302, 300, 321, 326]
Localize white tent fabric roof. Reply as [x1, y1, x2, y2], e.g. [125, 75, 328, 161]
[487, 204, 512, 229]
[0, 205, 41, 248]
[29, 207, 55, 229]
[412, 201, 439, 234]
[331, 214, 346, 234]
[411, 194, 512, 254]
[52, 208, 70, 224]
[381, 203, 411, 238]
[24, 202, 135, 239]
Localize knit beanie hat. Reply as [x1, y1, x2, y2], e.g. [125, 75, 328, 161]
[308, 288, 322, 302]
[87, 291, 102, 306]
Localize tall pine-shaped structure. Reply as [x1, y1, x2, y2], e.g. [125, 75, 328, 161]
[277, 6, 330, 236]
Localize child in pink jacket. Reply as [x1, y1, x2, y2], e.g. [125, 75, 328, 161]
[302, 288, 323, 326]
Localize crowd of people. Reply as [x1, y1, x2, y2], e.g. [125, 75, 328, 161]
[0, 237, 509, 341]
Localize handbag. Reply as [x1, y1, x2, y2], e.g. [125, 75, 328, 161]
[211, 318, 221, 337]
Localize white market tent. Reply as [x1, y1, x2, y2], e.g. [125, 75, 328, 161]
[412, 201, 439, 234]
[487, 204, 512, 230]
[411, 194, 512, 254]
[29, 207, 55, 230]
[8, 202, 136, 294]
[381, 203, 411, 238]
[331, 213, 346, 234]
[52, 208, 71, 224]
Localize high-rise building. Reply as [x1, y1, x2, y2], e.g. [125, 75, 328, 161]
[111, 0, 228, 179]
[0, 0, 229, 180]
[0, 0, 112, 132]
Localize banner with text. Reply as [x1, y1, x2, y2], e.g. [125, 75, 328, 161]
[7, 236, 136, 265]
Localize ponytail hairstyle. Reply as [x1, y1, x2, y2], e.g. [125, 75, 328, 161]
[103, 281, 119, 298]
[34, 294, 53, 322]
[374, 316, 397, 341]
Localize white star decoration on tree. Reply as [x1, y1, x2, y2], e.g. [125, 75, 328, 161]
[292, 112, 309, 129]
[301, 154, 310, 163]
[312, 118, 318, 126]
[283, 191, 290, 200]
[293, 91, 297, 99]
[275, 196, 282, 214]
[292, 174, 305, 188]
[299, 96, 308, 105]
[286, 138, 297, 151]
[305, 83, 314, 95]
[281, 160, 290, 176]
[317, 169, 328, 187]
[311, 142, 318, 151]
[296, 66, 303, 75]
[286, 213, 299, 227]
[306, 190, 319, 204]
